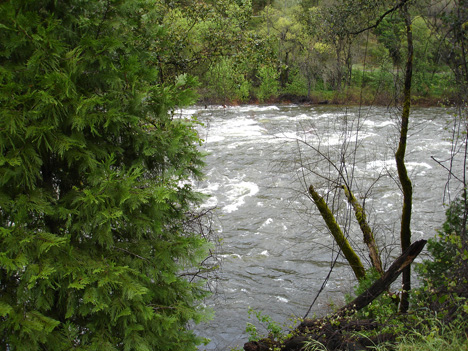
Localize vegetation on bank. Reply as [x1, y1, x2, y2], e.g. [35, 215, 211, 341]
[235, 197, 468, 351]
[198, 66, 457, 107]
[188, 1, 460, 106]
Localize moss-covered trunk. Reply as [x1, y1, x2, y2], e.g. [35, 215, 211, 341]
[395, 5, 414, 313]
[308, 185, 366, 280]
[342, 185, 383, 275]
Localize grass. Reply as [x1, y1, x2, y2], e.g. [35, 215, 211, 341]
[369, 316, 468, 351]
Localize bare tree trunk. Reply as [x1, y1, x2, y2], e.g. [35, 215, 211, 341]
[395, 5, 413, 313]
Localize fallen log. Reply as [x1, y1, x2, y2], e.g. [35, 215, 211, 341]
[244, 239, 427, 351]
[334, 238, 426, 317]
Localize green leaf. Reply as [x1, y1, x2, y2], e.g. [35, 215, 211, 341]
[0, 302, 13, 317]
[438, 294, 448, 304]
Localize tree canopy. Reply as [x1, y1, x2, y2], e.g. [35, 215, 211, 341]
[0, 0, 211, 350]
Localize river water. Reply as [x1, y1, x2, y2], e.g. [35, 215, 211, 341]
[179, 104, 462, 350]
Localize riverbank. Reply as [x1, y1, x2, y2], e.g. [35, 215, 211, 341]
[197, 90, 454, 108]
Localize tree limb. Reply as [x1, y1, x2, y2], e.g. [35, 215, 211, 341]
[244, 240, 427, 351]
[350, 0, 411, 35]
[309, 185, 366, 280]
[342, 185, 384, 275]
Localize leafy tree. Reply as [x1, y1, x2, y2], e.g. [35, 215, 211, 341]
[0, 0, 211, 350]
[253, 0, 270, 14]
[414, 195, 468, 325]
[158, 0, 254, 82]
[203, 57, 251, 103]
[430, 0, 468, 98]
[256, 64, 280, 102]
[298, 0, 375, 91]
[419, 197, 467, 288]
[373, 15, 405, 68]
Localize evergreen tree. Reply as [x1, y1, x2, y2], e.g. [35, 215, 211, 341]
[0, 1, 210, 350]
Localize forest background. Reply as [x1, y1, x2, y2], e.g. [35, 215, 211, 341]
[157, 0, 466, 106]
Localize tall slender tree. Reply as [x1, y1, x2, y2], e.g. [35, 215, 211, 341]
[0, 1, 210, 350]
[395, 3, 414, 313]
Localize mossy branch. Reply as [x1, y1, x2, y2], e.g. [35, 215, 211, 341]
[309, 185, 366, 280]
[342, 185, 384, 275]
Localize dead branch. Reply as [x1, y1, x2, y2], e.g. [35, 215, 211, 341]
[350, 0, 411, 35]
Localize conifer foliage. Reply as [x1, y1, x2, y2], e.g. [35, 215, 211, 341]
[0, 1, 210, 349]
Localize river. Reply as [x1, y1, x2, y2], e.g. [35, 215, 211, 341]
[178, 104, 461, 350]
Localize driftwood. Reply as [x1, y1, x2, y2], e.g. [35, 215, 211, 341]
[244, 239, 427, 351]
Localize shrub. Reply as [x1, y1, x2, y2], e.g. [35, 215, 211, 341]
[415, 196, 468, 321]
[256, 65, 280, 102]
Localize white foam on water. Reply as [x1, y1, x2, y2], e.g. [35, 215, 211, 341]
[200, 196, 218, 209]
[276, 296, 289, 303]
[236, 105, 280, 113]
[273, 131, 305, 141]
[366, 159, 397, 172]
[324, 131, 375, 146]
[222, 180, 260, 213]
[182, 108, 200, 115]
[219, 254, 242, 259]
[203, 134, 226, 143]
[204, 117, 268, 144]
[363, 120, 395, 128]
[201, 181, 220, 193]
[381, 192, 401, 199]
[260, 218, 273, 228]
[318, 112, 347, 119]
[295, 113, 314, 120]
[197, 179, 220, 208]
[324, 134, 342, 146]
[406, 162, 432, 170]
